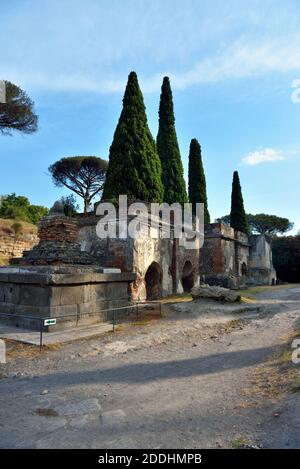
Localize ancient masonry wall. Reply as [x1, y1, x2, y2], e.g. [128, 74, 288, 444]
[0, 268, 136, 331]
[248, 234, 277, 285]
[200, 223, 275, 287]
[200, 224, 237, 278]
[38, 217, 79, 243]
[78, 216, 200, 300]
[0, 233, 38, 264]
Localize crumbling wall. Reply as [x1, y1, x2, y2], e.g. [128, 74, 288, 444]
[201, 224, 276, 287]
[235, 231, 250, 276]
[222, 238, 235, 274]
[38, 216, 78, 243]
[248, 235, 276, 285]
[78, 216, 134, 271]
[200, 224, 227, 275]
[200, 224, 250, 288]
[20, 215, 94, 266]
[78, 215, 200, 300]
[0, 233, 38, 265]
[79, 217, 173, 300]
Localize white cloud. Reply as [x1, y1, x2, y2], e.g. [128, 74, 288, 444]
[2, 1, 300, 94]
[242, 148, 285, 166]
[168, 36, 300, 90]
[4, 34, 300, 95]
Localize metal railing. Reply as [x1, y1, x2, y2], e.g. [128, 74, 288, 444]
[0, 300, 162, 352]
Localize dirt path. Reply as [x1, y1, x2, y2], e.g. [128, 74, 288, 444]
[0, 285, 300, 449]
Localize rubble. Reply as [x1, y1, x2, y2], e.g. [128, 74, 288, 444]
[191, 284, 241, 302]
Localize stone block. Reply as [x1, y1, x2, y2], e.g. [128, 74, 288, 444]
[191, 284, 241, 302]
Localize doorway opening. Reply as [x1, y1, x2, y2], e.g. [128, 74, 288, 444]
[145, 262, 162, 300]
[241, 262, 248, 276]
[182, 260, 195, 292]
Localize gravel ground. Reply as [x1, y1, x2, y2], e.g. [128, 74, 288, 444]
[0, 285, 300, 449]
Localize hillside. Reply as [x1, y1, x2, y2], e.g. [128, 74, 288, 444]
[0, 218, 38, 236]
[0, 218, 38, 265]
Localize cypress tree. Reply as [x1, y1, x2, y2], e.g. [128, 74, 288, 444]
[102, 71, 163, 202]
[230, 171, 249, 234]
[188, 138, 210, 223]
[156, 77, 187, 205]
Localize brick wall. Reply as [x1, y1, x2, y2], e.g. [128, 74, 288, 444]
[39, 216, 79, 243]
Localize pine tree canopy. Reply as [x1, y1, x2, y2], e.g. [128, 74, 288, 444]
[188, 138, 210, 223]
[156, 77, 187, 205]
[230, 171, 249, 234]
[102, 71, 163, 203]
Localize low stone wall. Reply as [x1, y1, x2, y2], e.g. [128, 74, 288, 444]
[0, 234, 38, 264]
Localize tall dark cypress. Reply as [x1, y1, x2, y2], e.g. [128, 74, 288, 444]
[102, 71, 163, 202]
[156, 77, 187, 205]
[188, 138, 210, 223]
[230, 171, 249, 234]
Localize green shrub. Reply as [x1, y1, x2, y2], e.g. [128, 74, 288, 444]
[0, 193, 48, 224]
[11, 221, 23, 236]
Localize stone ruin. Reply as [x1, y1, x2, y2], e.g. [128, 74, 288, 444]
[77, 211, 201, 301]
[0, 204, 276, 332]
[20, 211, 95, 266]
[200, 223, 276, 289]
[0, 209, 136, 331]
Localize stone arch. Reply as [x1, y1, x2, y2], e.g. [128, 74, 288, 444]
[182, 260, 195, 292]
[145, 261, 162, 300]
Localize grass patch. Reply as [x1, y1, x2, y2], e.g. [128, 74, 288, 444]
[242, 323, 300, 404]
[240, 296, 256, 304]
[231, 437, 252, 449]
[238, 284, 287, 298]
[5, 340, 41, 359]
[3, 339, 61, 360]
[161, 293, 193, 304]
[132, 319, 152, 326]
[0, 218, 37, 236]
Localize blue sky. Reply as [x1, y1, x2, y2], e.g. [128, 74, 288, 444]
[1, 0, 300, 232]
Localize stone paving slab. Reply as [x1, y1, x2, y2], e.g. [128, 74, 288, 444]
[0, 322, 113, 346]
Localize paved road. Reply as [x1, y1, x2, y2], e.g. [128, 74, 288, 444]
[1, 286, 300, 448]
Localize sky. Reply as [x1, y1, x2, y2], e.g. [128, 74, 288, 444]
[1, 0, 300, 232]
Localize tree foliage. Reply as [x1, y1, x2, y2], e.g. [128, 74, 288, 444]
[49, 156, 108, 214]
[188, 138, 210, 223]
[102, 71, 163, 203]
[216, 213, 293, 236]
[0, 81, 38, 135]
[0, 193, 48, 224]
[248, 213, 293, 236]
[215, 214, 231, 225]
[156, 77, 187, 205]
[59, 194, 79, 217]
[272, 235, 300, 283]
[230, 171, 249, 234]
